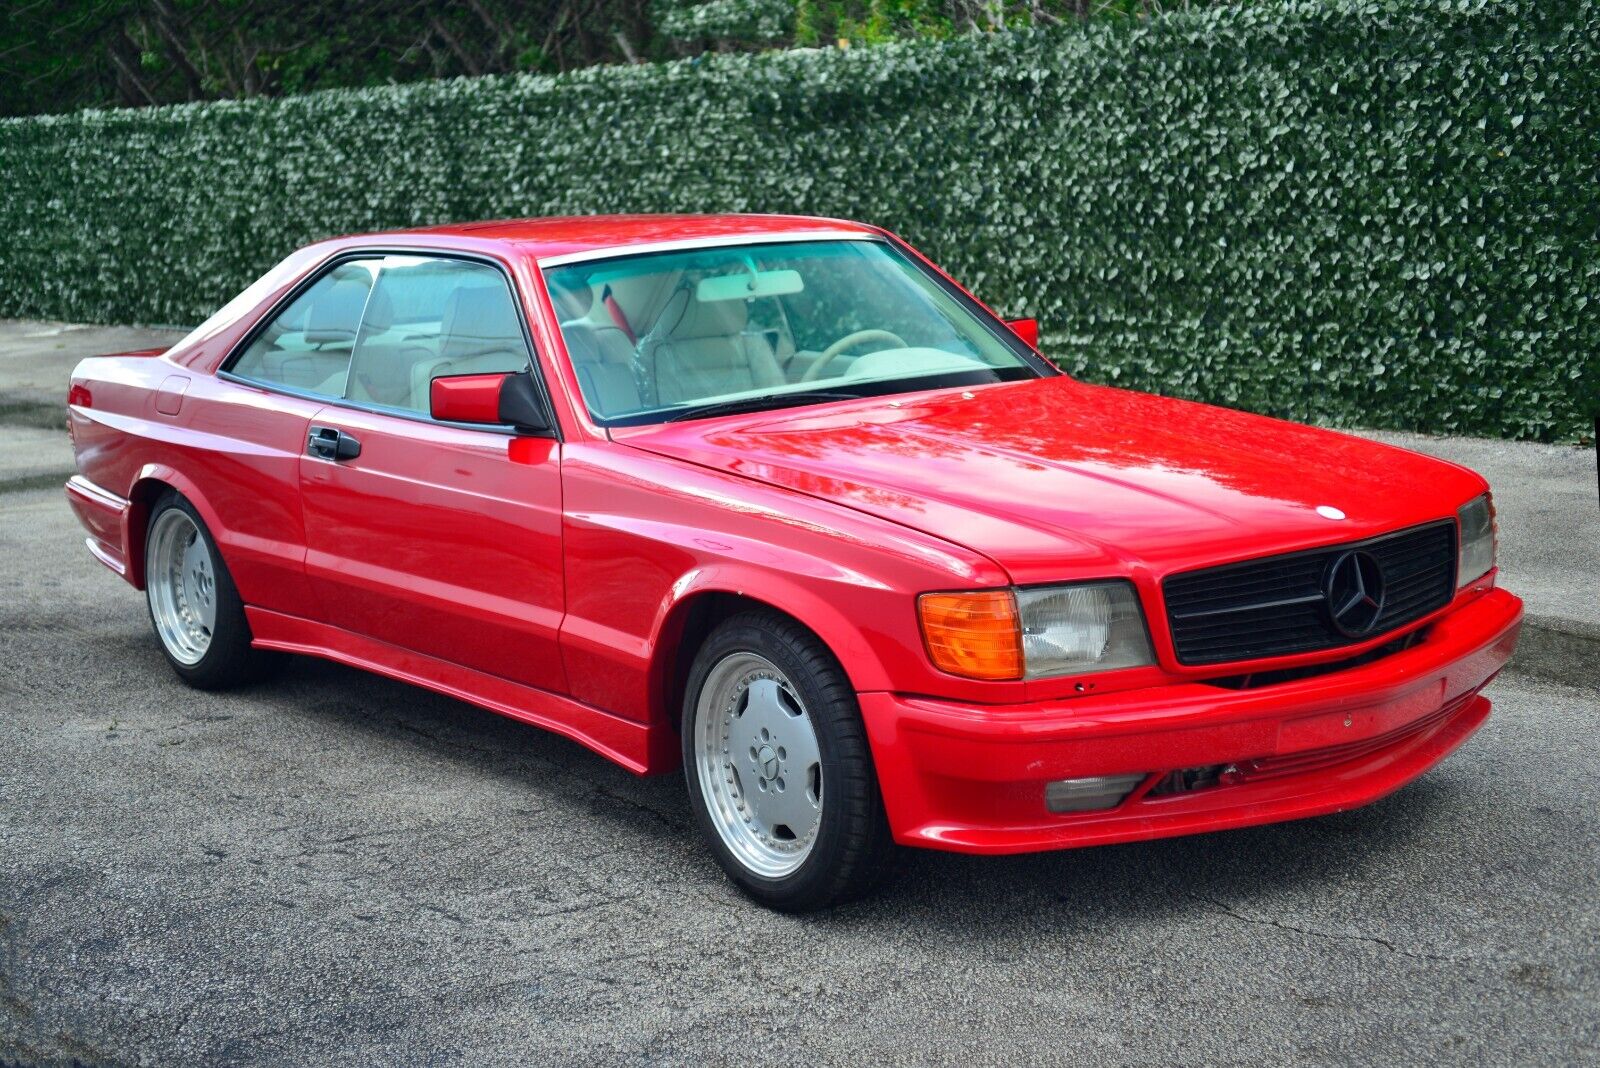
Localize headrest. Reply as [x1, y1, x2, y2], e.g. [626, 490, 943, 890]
[548, 275, 594, 321]
[440, 284, 524, 362]
[667, 290, 747, 341]
[602, 271, 681, 333]
[303, 278, 371, 345]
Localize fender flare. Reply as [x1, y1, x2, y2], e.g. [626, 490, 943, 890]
[646, 562, 900, 710]
[122, 463, 229, 589]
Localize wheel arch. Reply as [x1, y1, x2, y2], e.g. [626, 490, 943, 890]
[646, 572, 894, 739]
[123, 465, 223, 590]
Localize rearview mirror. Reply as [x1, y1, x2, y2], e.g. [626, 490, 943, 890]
[1005, 317, 1039, 349]
[697, 269, 804, 303]
[430, 371, 551, 434]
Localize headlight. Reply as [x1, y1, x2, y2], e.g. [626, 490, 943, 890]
[1457, 492, 1496, 587]
[1017, 581, 1155, 678]
[918, 580, 1155, 681]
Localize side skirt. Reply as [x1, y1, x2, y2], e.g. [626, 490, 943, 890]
[245, 606, 678, 775]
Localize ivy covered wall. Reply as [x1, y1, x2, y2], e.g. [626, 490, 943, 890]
[1, 0, 1594, 439]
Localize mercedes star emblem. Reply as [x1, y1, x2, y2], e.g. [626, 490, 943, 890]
[1324, 550, 1386, 637]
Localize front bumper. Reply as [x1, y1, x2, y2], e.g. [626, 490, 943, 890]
[859, 588, 1522, 854]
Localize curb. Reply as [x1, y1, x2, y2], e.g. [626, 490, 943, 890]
[1508, 615, 1600, 692]
[0, 470, 74, 495]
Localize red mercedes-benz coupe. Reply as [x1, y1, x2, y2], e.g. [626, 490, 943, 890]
[65, 214, 1521, 910]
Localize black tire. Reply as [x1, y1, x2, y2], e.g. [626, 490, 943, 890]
[144, 491, 279, 689]
[682, 609, 895, 911]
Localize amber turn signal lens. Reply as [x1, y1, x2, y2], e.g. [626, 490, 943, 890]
[918, 590, 1023, 681]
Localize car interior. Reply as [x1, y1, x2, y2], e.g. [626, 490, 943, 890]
[545, 240, 1032, 422]
[551, 270, 801, 416]
[231, 256, 532, 413]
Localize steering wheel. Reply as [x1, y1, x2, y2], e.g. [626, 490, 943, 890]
[800, 329, 909, 383]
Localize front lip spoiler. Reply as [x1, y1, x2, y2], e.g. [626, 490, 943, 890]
[902, 692, 1492, 854]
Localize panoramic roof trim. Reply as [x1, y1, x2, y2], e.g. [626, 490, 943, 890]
[535, 230, 881, 268]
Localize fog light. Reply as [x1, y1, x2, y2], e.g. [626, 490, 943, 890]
[1044, 773, 1146, 813]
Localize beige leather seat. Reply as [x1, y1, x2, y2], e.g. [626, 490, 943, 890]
[547, 275, 643, 417]
[408, 285, 531, 411]
[545, 269, 792, 413]
[564, 320, 642, 416]
[344, 288, 427, 408]
[652, 296, 785, 405]
[302, 276, 370, 347]
[258, 276, 371, 393]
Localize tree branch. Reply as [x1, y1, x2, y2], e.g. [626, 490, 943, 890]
[147, 0, 207, 100]
[108, 29, 159, 107]
[429, 15, 485, 76]
[612, 29, 641, 64]
[464, 0, 516, 65]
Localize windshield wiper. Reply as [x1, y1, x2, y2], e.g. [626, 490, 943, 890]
[662, 391, 861, 423]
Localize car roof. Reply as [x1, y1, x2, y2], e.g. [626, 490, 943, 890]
[350, 213, 883, 262]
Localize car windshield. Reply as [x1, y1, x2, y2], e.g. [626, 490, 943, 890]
[542, 238, 1046, 425]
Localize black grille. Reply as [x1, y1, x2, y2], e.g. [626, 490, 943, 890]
[1163, 521, 1457, 666]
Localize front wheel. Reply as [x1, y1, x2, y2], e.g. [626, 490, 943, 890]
[683, 610, 894, 911]
[145, 492, 277, 689]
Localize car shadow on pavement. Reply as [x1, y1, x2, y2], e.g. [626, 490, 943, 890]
[882, 783, 1453, 927]
[267, 653, 1464, 929]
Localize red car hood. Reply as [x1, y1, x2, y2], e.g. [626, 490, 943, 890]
[613, 377, 1484, 584]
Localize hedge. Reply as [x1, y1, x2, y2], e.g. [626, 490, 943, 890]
[1, 0, 1595, 441]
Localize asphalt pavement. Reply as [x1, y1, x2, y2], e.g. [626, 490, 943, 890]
[2, 486, 1597, 1065]
[2, 318, 1597, 1065]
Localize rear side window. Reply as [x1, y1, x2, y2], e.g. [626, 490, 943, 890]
[230, 259, 382, 397]
[343, 256, 532, 413]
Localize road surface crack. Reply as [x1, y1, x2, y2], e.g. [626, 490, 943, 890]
[1185, 890, 1463, 964]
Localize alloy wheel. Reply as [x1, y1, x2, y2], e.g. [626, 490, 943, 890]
[146, 508, 217, 665]
[692, 651, 824, 878]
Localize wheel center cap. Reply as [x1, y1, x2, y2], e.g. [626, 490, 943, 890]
[756, 743, 779, 779]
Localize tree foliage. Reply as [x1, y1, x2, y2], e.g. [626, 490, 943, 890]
[1, 0, 1247, 116]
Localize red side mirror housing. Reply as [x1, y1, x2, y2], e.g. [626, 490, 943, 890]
[430, 371, 552, 434]
[430, 372, 507, 425]
[1005, 317, 1039, 349]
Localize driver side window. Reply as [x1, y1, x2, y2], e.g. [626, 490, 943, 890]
[343, 256, 532, 414]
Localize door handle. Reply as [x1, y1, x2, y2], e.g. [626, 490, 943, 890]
[307, 425, 361, 461]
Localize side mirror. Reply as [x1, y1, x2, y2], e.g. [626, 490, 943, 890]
[430, 371, 551, 434]
[1005, 317, 1039, 349]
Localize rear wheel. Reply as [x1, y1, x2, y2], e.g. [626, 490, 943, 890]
[145, 492, 276, 689]
[683, 610, 894, 911]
